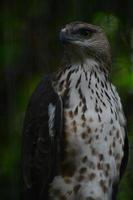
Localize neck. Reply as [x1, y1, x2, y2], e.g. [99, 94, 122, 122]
[56, 57, 109, 81]
[61, 49, 111, 73]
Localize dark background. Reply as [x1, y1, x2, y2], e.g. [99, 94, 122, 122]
[1, 0, 133, 199]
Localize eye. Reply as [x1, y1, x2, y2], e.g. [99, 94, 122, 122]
[78, 28, 92, 37]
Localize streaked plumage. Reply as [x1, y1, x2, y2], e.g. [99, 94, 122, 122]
[22, 22, 128, 200]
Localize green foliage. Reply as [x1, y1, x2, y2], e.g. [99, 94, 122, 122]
[92, 12, 120, 40]
[113, 55, 133, 91]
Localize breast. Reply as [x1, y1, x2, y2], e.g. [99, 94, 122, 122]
[62, 80, 124, 177]
[51, 64, 125, 200]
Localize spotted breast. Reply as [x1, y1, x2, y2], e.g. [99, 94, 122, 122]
[49, 59, 125, 200]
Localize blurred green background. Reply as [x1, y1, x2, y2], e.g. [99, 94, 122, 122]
[1, 0, 133, 199]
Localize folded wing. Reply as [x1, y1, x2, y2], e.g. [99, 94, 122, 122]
[22, 75, 63, 200]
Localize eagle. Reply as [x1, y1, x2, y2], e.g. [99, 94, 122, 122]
[22, 21, 128, 200]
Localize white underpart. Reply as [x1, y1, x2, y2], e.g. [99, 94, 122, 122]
[50, 58, 126, 200]
[48, 103, 56, 138]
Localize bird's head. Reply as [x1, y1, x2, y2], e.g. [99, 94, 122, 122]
[60, 21, 111, 67]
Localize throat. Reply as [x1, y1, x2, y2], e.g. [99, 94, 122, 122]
[55, 59, 108, 104]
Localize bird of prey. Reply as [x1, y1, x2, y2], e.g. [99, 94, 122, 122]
[22, 21, 128, 200]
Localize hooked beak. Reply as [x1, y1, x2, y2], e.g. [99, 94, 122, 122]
[59, 28, 74, 44]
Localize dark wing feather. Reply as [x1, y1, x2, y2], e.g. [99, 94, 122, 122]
[22, 75, 63, 200]
[120, 127, 129, 179]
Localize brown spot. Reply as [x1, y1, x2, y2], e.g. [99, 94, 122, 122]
[100, 128, 103, 133]
[69, 111, 74, 118]
[87, 138, 92, 144]
[81, 114, 86, 121]
[104, 136, 107, 141]
[82, 104, 87, 113]
[99, 107, 102, 113]
[72, 125, 77, 133]
[109, 148, 112, 156]
[106, 163, 110, 170]
[109, 131, 112, 136]
[99, 180, 108, 193]
[76, 175, 85, 182]
[79, 167, 87, 174]
[73, 184, 81, 193]
[112, 141, 116, 147]
[72, 120, 76, 126]
[60, 194, 67, 200]
[96, 135, 99, 140]
[91, 148, 97, 155]
[97, 162, 103, 170]
[88, 173, 96, 180]
[99, 154, 104, 161]
[116, 130, 120, 139]
[64, 177, 72, 184]
[98, 114, 101, 122]
[110, 119, 113, 124]
[82, 156, 88, 163]
[115, 153, 121, 160]
[81, 132, 88, 139]
[74, 106, 78, 115]
[87, 127, 92, 134]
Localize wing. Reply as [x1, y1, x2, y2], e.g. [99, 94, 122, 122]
[22, 75, 63, 200]
[119, 126, 129, 179]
